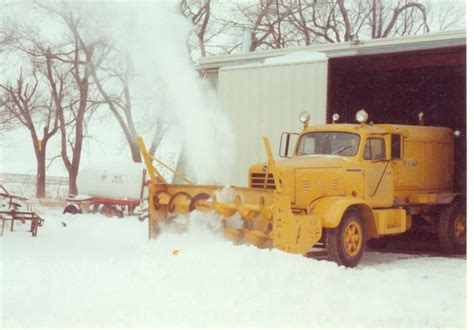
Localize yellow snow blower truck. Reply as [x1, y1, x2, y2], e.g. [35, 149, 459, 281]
[138, 110, 466, 267]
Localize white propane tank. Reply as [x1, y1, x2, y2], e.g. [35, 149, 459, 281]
[77, 161, 146, 201]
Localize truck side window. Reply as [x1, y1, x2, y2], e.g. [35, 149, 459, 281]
[363, 138, 386, 160]
[391, 134, 402, 159]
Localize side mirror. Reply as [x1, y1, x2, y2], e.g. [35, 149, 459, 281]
[279, 132, 299, 158]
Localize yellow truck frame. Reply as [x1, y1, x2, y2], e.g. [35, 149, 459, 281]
[138, 110, 466, 267]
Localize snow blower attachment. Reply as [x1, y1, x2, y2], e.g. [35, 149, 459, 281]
[137, 110, 466, 267]
[137, 136, 322, 255]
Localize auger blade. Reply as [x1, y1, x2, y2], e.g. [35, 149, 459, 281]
[236, 195, 261, 220]
[189, 193, 212, 213]
[154, 191, 171, 207]
[212, 195, 237, 217]
[261, 206, 273, 222]
[243, 227, 270, 247]
[222, 227, 244, 243]
[168, 191, 193, 214]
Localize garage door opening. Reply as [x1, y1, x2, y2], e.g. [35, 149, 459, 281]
[327, 46, 466, 192]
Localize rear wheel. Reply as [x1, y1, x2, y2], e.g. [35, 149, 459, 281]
[326, 209, 366, 267]
[438, 199, 466, 254]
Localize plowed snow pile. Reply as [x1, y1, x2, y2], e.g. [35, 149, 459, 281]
[1, 209, 466, 327]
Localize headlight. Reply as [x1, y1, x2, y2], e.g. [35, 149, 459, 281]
[355, 109, 368, 124]
[299, 111, 311, 126]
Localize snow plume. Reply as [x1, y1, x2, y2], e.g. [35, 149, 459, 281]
[86, 1, 236, 185]
[215, 185, 235, 203]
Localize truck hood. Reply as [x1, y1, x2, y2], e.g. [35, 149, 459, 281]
[249, 155, 354, 173]
[275, 155, 353, 170]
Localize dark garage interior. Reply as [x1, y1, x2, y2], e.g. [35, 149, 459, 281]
[327, 46, 466, 193]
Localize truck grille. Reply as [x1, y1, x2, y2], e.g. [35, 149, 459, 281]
[250, 173, 276, 189]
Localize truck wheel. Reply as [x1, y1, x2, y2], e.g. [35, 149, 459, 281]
[325, 209, 366, 267]
[438, 199, 466, 254]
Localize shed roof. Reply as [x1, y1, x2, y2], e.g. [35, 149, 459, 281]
[196, 30, 466, 71]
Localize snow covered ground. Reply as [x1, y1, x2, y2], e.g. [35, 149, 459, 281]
[1, 208, 466, 328]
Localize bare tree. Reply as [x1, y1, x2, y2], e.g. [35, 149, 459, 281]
[0, 19, 15, 52]
[191, 0, 311, 53]
[180, 0, 212, 57]
[2, 13, 102, 196]
[367, 0, 429, 39]
[30, 3, 103, 196]
[89, 51, 143, 162]
[40, 3, 166, 166]
[227, 0, 298, 51]
[427, 0, 464, 32]
[88, 42, 169, 162]
[192, 0, 437, 56]
[284, 0, 345, 44]
[42, 50, 83, 196]
[285, 0, 429, 44]
[0, 69, 59, 198]
[180, 0, 302, 55]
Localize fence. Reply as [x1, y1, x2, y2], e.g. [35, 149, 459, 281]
[0, 173, 69, 198]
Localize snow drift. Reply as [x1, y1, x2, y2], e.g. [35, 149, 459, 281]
[0, 208, 467, 328]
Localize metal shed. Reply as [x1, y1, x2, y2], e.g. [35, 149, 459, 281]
[197, 30, 466, 188]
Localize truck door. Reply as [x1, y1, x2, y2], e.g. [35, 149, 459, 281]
[361, 135, 394, 207]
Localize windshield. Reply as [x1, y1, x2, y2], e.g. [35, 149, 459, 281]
[296, 132, 360, 156]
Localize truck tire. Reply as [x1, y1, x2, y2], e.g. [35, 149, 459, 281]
[437, 199, 466, 254]
[325, 209, 366, 267]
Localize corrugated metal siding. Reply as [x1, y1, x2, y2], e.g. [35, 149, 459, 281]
[218, 60, 328, 185]
[203, 71, 218, 90]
